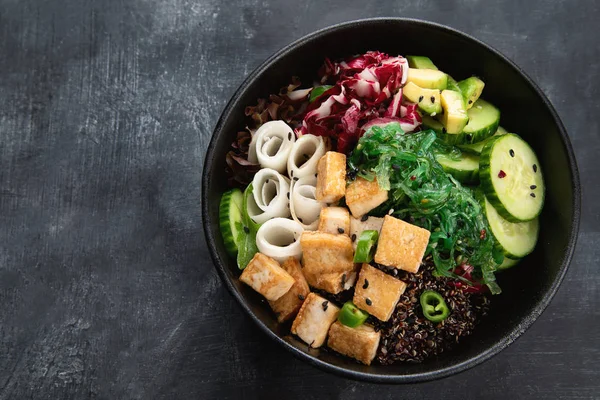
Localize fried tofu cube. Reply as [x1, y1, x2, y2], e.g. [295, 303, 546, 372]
[327, 321, 381, 365]
[301, 231, 354, 275]
[353, 264, 407, 322]
[374, 215, 431, 273]
[239, 253, 295, 301]
[304, 266, 358, 294]
[318, 207, 350, 236]
[315, 151, 346, 203]
[268, 257, 310, 322]
[349, 216, 384, 250]
[291, 293, 340, 348]
[345, 177, 389, 218]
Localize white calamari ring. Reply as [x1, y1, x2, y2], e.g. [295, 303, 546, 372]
[287, 134, 328, 179]
[290, 175, 323, 231]
[247, 168, 290, 224]
[255, 218, 304, 263]
[248, 120, 295, 173]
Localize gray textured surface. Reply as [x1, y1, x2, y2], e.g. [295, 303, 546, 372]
[0, 0, 598, 399]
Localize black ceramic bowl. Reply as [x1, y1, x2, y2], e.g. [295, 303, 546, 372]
[202, 18, 580, 383]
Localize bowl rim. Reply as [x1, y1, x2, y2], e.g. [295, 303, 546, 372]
[202, 17, 581, 383]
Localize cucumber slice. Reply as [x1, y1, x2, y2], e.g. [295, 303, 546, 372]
[439, 98, 500, 145]
[498, 256, 520, 271]
[406, 55, 438, 70]
[459, 126, 507, 155]
[435, 153, 480, 184]
[480, 134, 545, 222]
[457, 77, 485, 109]
[462, 99, 500, 141]
[481, 195, 539, 258]
[219, 188, 244, 256]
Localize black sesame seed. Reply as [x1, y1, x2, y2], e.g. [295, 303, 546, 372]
[361, 215, 369, 222]
[293, 177, 299, 181]
[418, 95, 424, 102]
[365, 298, 372, 306]
[430, 96, 435, 103]
[509, 149, 515, 157]
[337, 227, 345, 234]
[351, 233, 357, 242]
[530, 193, 536, 198]
[530, 185, 537, 189]
[298, 294, 305, 301]
[363, 279, 369, 289]
[533, 164, 538, 173]
[288, 132, 292, 140]
[468, 99, 473, 104]
[290, 171, 294, 177]
[315, 173, 318, 178]
[286, 192, 290, 199]
[303, 153, 309, 159]
[243, 226, 249, 234]
[322, 301, 329, 311]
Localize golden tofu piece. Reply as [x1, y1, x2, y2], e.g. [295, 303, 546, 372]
[315, 151, 346, 203]
[268, 257, 310, 322]
[327, 321, 381, 365]
[318, 207, 350, 236]
[374, 215, 431, 273]
[300, 231, 354, 275]
[304, 266, 358, 294]
[239, 253, 295, 301]
[353, 264, 407, 322]
[345, 177, 389, 218]
[291, 293, 340, 348]
[349, 216, 384, 250]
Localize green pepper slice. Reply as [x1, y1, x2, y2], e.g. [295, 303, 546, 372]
[338, 301, 369, 327]
[419, 290, 450, 323]
[309, 85, 333, 103]
[353, 230, 379, 263]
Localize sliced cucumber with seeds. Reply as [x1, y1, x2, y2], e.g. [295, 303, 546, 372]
[438, 98, 500, 145]
[459, 126, 507, 155]
[435, 153, 480, 184]
[480, 195, 539, 259]
[462, 99, 500, 141]
[219, 188, 244, 256]
[480, 133, 544, 222]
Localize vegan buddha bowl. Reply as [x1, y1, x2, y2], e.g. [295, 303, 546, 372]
[202, 19, 580, 382]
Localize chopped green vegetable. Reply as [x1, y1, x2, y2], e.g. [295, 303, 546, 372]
[353, 230, 379, 263]
[420, 290, 450, 322]
[347, 123, 501, 294]
[309, 85, 333, 103]
[338, 301, 369, 327]
[237, 184, 260, 269]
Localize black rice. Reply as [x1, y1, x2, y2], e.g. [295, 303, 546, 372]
[370, 261, 489, 364]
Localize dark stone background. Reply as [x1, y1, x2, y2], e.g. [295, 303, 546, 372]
[0, 0, 597, 399]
